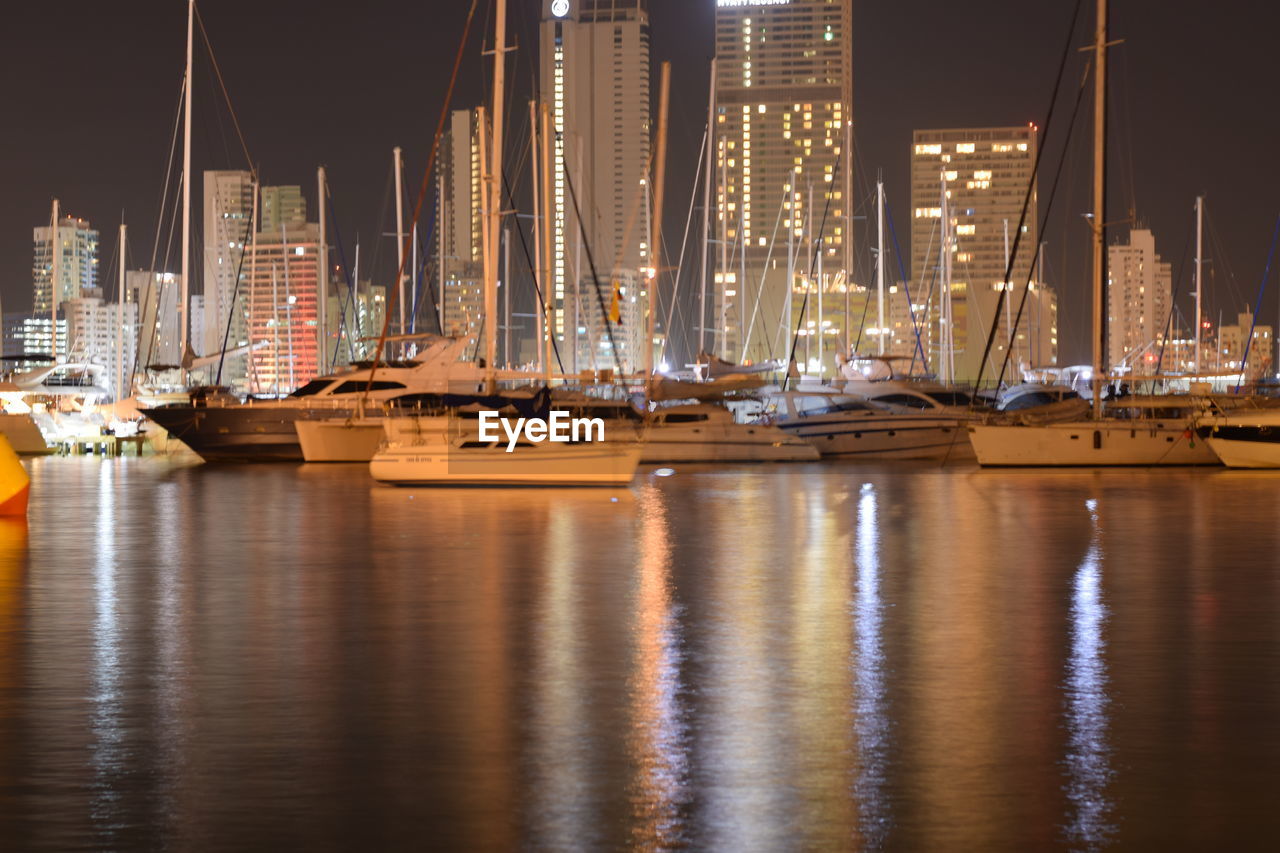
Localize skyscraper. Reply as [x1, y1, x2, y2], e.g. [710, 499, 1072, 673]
[910, 126, 1052, 382]
[33, 215, 99, 313]
[1107, 227, 1171, 375]
[244, 188, 322, 394]
[127, 269, 181, 369]
[201, 171, 254, 388]
[438, 108, 485, 349]
[712, 0, 853, 365]
[539, 0, 651, 372]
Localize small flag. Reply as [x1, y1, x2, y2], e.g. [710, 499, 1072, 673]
[609, 280, 623, 325]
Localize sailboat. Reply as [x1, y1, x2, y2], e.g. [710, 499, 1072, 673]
[967, 0, 1220, 467]
[368, 0, 640, 487]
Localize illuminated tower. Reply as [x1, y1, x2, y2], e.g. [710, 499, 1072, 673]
[201, 170, 254, 390]
[33, 215, 99, 313]
[244, 188, 321, 394]
[713, 0, 853, 365]
[1107, 227, 1170, 374]
[539, 0, 651, 372]
[437, 108, 485, 348]
[910, 126, 1051, 382]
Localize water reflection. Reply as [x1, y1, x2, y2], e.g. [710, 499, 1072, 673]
[627, 483, 689, 848]
[852, 482, 892, 845]
[1063, 498, 1114, 848]
[0, 514, 28, 823]
[9, 462, 1280, 847]
[90, 463, 124, 834]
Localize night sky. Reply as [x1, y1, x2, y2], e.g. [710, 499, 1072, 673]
[5, 0, 1280, 365]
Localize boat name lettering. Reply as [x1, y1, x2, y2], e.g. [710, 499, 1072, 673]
[477, 410, 606, 452]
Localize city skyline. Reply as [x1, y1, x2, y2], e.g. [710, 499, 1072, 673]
[4, 1, 1280, 368]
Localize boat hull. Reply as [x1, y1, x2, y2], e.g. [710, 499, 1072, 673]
[777, 414, 973, 461]
[139, 405, 322, 462]
[639, 425, 818, 463]
[0, 413, 53, 455]
[1202, 434, 1280, 468]
[370, 442, 641, 487]
[968, 421, 1218, 466]
[295, 419, 385, 462]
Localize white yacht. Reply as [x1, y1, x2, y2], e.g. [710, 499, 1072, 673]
[969, 396, 1220, 466]
[640, 403, 819, 463]
[547, 393, 818, 464]
[369, 413, 641, 487]
[766, 389, 974, 461]
[141, 336, 493, 461]
[1195, 403, 1280, 468]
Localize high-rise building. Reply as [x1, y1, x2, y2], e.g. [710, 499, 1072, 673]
[438, 108, 485, 350]
[241, 189, 320, 391]
[1108, 228, 1169, 371]
[201, 171, 254, 391]
[440, 109, 483, 278]
[1107, 227, 1171, 375]
[326, 283, 387, 369]
[261, 185, 306, 234]
[910, 126, 1049, 383]
[539, 0, 651, 372]
[1217, 311, 1273, 381]
[127, 270, 181, 369]
[33, 215, 99, 313]
[63, 292, 138, 399]
[712, 0, 853, 365]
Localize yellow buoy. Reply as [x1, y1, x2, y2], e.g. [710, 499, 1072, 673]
[0, 435, 30, 516]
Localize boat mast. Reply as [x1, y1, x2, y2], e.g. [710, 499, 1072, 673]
[483, 0, 508, 392]
[529, 103, 544, 375]
[50, 198, 60, 362]
[939, 172, 953, 383]
[249, 181, 259, 388]
[502, 225, 511, 368]
[844, 117, 853, 356]
[648, 62, 671, 393]
[699, 58, 716, 356]
[719, 135, 729, 360]
[180, 0, 193, 364]
[393, 146, 406, 338]
[1090, 0, 1108, 417]
[317, 166, 328, 374]
[1194, 194, 1203, 375]
[1003, 217, 1014, 379]
[876, 178, 885, 355]
[117, 222, 126, 400]
[541, 104, 554, 379]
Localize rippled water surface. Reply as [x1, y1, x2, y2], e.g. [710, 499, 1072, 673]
[1, 457, 1279, 850]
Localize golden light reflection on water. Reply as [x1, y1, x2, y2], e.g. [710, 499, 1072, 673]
[627, 484, 689, 849]
[852, 482, 892, 846]
[0, 514, 28, 815]
[1063, 498, 1114, 848]
[7, 462, 1280, 848]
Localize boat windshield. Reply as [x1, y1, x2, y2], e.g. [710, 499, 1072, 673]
[290, 379, 337, 398]
[870, 393, 934, 410]
[927, 392, 974, 407]
[331, 380, 406, 395]
[802, 399, 870, 416]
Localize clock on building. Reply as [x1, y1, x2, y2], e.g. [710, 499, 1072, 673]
[551, 0, 570, 18]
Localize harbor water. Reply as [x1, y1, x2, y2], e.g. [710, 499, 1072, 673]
[1, 457, 1278, 849]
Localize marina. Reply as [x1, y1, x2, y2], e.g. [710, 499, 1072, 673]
[7, 0, 1280, 846]
[2, 457, 1279, 848]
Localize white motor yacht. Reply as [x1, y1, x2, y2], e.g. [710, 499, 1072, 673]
[141, 336, 497, 462]
[1195, 403, 1280, 468]
[370, 414, 641, 487]
[968, 395, 1221, 466]
[766, 389, 974, 461]
[640, 403, 818, 463]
